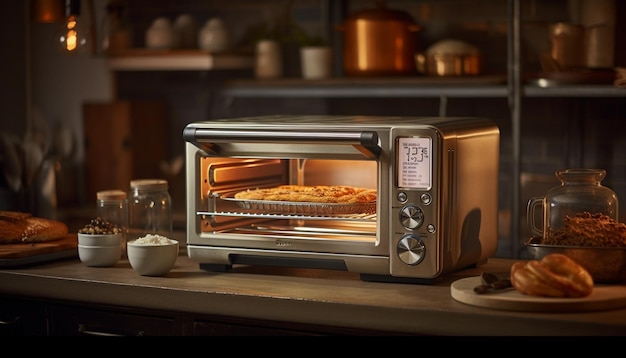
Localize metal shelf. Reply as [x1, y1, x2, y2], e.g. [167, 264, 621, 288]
[220, 76, 509, 98]
[523, 85, 626, 97]
[220, 78, 624, 99]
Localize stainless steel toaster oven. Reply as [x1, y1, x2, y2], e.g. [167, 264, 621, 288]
[183, 115, 500, 283]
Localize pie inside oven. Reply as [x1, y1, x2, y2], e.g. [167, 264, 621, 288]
[220, 189, 376, 216]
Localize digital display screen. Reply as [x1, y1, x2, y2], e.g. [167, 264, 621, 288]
[397, 137, 431, 189]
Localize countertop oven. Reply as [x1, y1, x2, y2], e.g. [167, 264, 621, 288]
[183, 115, 500, 283]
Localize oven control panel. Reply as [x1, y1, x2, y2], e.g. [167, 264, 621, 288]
[397, 137, 431, 189]
[390, 132, 441, 278]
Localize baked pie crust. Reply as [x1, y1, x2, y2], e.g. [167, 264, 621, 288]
[234, 185, 377, 204]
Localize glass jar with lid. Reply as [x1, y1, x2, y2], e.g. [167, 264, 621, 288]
[99, 0, 132, 54]
[128, 179, 173, 241]
[96, 189, 129, 255]
[527, 168, 618, 239]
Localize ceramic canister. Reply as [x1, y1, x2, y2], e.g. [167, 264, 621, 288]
[255, 40, 282, 79]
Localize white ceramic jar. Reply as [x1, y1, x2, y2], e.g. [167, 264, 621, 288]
[300, 46, 333, 79]
[174, 13, 198, 49]
[255, 40, 282, 78]
[145, 17, 176, 49]
[198, 18, 230, 52]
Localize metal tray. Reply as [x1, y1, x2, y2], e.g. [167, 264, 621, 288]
[0, 248, 77, 268]
[221, 195, 376, 215]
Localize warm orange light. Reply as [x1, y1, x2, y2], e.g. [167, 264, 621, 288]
[59, 14, 87, 53]
[32, 0, 64, 23]
[55, 0, 91, 54]
[66, 29, 78, 51]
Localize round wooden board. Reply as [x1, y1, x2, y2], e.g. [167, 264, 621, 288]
[451, 276, 626, 312]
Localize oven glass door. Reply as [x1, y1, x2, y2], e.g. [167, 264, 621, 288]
[197, 157, 380, 251]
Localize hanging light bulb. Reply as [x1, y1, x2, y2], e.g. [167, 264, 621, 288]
[57, 0, 90, 54]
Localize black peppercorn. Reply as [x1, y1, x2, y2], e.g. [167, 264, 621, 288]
[78, 217, 122, 235]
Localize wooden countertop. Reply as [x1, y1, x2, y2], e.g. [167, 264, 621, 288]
[1, 244, 625, 336]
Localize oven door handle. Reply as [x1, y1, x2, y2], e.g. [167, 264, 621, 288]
[185, 129, 382, 159]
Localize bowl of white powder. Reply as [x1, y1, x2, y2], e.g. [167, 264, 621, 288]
[127, 234, 179, 276]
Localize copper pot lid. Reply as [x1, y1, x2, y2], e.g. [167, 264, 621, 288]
[345, 0, 419, 29]
[426, 39, 479, 56]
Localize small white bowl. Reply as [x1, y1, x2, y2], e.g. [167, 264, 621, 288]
[127, 239, 179, 276]
[78, 233, 122, 247]
[78, 244, 122, 267]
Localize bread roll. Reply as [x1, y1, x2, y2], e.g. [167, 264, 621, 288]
[0, 211, 68, 244]
[510, 253, 594, 298]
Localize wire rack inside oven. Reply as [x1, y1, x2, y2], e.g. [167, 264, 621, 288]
[204, 192, 377, 221]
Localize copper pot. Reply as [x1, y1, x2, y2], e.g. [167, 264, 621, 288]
[341, 1, 420, 76]
[549, 22, 586, 70]
[416, 39, 481, 76]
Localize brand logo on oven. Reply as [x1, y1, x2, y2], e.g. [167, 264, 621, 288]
[275, 240, 292, 247]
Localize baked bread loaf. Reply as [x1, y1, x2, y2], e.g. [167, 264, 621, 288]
[510, 253, 594, 298]
[0, 211, 68, 244]
[234, 185, 377, 204]
[543, 212, 626, 247]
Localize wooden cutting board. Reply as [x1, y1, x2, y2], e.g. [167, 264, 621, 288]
[451, 276, 626, 312]
[0, 234, 77, 266]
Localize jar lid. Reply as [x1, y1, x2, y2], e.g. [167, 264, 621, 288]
[97, 189, 127, 200]
[130, 179, 168, 191]
[346, 1, 417, 25]
[427, 39, 479, 56]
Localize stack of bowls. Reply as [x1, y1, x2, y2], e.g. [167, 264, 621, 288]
[78, 233, 123, 267]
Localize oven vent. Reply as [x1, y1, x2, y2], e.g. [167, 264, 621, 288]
[225, 255, 348, 271]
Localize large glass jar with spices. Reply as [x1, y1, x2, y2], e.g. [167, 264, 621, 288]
[527, 168, 618, 240]
[96, 189, 129, 255]
[128, 179, 173, 241]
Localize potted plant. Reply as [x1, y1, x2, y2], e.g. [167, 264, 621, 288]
[299, 33, 332, 79]
[240, 1, 332, 79]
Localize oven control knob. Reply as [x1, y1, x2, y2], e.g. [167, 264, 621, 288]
[400, 205, 424, 229]
[397, 235, 426, 265]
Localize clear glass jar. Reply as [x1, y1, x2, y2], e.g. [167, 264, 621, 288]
[528, 168, 618, 239]
[96, 189, 129, 255]
[99, 0, 132, 54]
[128, 179, 173, 241]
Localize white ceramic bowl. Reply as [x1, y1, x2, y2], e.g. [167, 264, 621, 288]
[78, 244, 122, 267]
[127, 239, 179, 276]
[78, 233, 122, 247]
